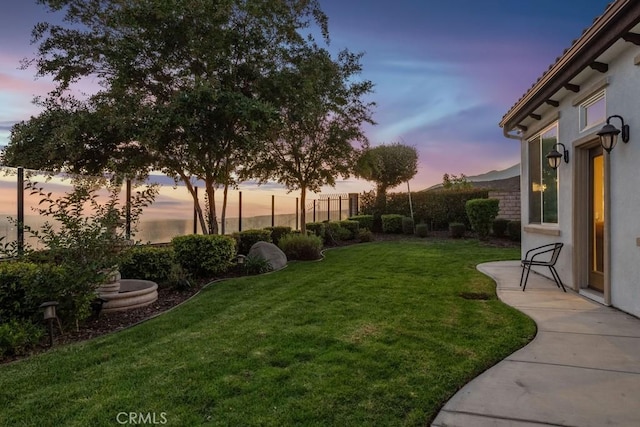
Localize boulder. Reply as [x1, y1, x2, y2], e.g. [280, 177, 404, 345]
[247, 241, 287, 271]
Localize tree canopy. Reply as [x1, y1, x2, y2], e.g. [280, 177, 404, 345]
[3, 0, 362, 234]
[253, 46, 374, 233]
[356, 143, 419, 213]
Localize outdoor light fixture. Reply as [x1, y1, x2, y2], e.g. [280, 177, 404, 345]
[236, 254, 246, 265]
[39, 301, 59, 347]
[545, 143, 569, 170]
[597, 115, 630, 153]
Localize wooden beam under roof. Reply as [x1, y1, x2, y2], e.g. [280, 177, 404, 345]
[546, 99, 560, 107]
[564, 83, 580, 93]
[590, 62, 609, 73]
[529, 113, 542, 120]
[622, 32, 640, 45]
[516, 124, 528, 132]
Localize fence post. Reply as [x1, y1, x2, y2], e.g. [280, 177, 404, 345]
[125, 178, 131, 240]
[271, 195, 275, 227]
[339, 196, 342, 221]
[327, 198, 330, 222]
[295, 197, 299, 230]
[17, 167, 24, 256]
[238, 191, 242, 232]
[313, 200, 316, 222]
[193, 186, 198, 234]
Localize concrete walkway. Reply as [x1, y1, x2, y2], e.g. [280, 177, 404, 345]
[432, 261, 640, 427]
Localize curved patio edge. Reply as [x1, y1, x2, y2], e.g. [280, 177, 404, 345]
[432, 260, 640, 427]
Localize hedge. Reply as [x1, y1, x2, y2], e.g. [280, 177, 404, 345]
[347, 215, 374, 231]
[381, 214, 404, 234]
[385, 189, 489, 230]
[233, 229, 272, 255]
[172, 235, 237, 278]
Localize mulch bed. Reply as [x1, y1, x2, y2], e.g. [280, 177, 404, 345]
[1, 233, 518, 365]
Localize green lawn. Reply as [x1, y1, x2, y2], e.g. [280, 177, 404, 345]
[0, 240, 535, 426]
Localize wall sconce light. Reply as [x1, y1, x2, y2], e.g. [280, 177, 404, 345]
[597, 115, 630, 153]
[545, 143, 569, 170]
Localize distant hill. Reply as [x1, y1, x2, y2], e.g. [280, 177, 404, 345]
[423, 164, 520, 192]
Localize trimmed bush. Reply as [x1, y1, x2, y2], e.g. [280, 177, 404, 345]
[233, 229, 272, 255]
[347, 215, 374, 231]
[0, 262, 41, 322]
[0, 319, 43, 358]
[492, 218, 510, 238]
[386, 189, 489, 230]
[338, 220, 360, 240]
[465, 198, 500, 240]
[278, 234, 323, 261]
[449, 222, 466, 238]
[357, 229, 374, 242]
[402, 216, 414, 235]
[305, 222, 326, 239]
[120, 246, 176, 286]
[381, 214, 404, 234]
[324, 222, 351, 243]
[415, 223, 429, 238]
[263, 226, 292, 246]
[507, 220, 522, 242]
[172, 234, 236, 278]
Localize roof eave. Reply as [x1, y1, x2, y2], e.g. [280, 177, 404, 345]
[500, 0, 640, 132]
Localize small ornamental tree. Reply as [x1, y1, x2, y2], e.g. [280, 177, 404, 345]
[465, 198, 500, 240]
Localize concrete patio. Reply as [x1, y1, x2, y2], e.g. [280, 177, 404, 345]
[432, 260, 640, 426]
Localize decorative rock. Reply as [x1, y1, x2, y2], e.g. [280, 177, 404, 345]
[247, 242, 287, 271]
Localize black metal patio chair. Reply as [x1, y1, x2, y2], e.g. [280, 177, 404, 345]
[520, 243, 566, 292]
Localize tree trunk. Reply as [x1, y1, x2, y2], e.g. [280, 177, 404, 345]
[300, 186, 307, 235]
[179, 172, 208, 234]
[205, 178, 218, 234]
[221, 181, 229, 235]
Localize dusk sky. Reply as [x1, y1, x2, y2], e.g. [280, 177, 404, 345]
[0, 0, 612, 190]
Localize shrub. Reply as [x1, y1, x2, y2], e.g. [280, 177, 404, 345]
[347, 215, 374, 231]
[386, 189, 489, 230]
[120, 246, 176, 287]
[415, 223, 429, 238]
[492, 218, 510, 238]
[263, 226, 292, 246]
[357, 229, 374, 242]
[507, 220, 522, 242]
[0, 261, 81, 327]
[172, 234, 236, 278]
[0, 262, 41, 321]
[233, 229, 273, 255]
[305, 222, 326, 239]
[278, 234, 323, 261]
[242, 255, 273, 275]
[338, 220, 360, 240]
[402, 217, 414, 235]
[465, 198, 500, 240]
[0, 319, 43, 358]
[381, 214, 404, 234]
[449, 222, 466, 238]
[324, 222, 351, 244]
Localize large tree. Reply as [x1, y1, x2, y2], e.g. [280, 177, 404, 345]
[356, 143, 419, 217]
[5, 0, 331, 234]
[253, 46, 374, 234]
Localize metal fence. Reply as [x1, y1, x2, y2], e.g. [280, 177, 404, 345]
[0, 167, 360, 250]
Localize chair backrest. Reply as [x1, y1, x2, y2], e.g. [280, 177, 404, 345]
[549, 242, 563, 265]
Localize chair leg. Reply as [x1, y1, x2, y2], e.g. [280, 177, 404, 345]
[519, 263, 526, 288]
[522, 263, 533, 291]
[549, 266, 566, 292]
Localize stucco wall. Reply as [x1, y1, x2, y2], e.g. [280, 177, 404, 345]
[518, 43, 640, 317]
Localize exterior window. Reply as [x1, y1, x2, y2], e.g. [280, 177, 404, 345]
[528, 124, 558, 224]
[580, 91, 606, 131]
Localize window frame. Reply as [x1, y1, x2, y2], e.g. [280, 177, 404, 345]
[579, 90, 606, 132]
[528, 122, 559, 225]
